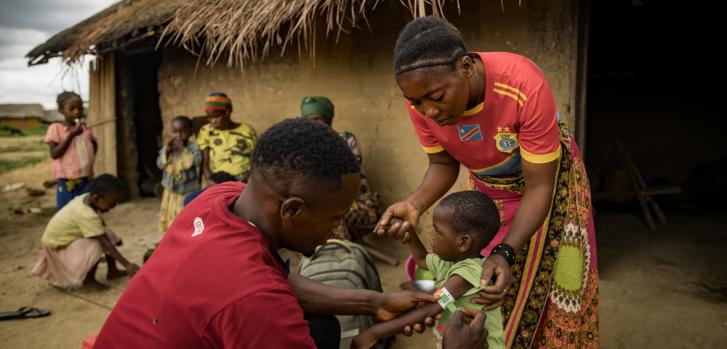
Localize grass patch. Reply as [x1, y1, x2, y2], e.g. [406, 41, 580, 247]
[0, 143, 47, 153]
[0, 156, 46, 174]
[0, 124, 49, 137]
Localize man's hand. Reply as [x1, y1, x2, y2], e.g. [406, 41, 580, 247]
[443, 308, 488, 349]
[375, 291, 437, 321]
[375, 291, 441, 336]
[471, 254, 513, 310]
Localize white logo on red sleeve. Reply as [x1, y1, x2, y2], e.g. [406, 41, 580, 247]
[192, 217, 204, 237]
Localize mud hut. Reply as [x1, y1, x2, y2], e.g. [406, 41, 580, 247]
[27, 0, 587, 200]
[0, 104, 64, 130]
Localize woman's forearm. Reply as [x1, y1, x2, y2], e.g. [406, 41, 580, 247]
[502, 160, 558, 251]
[406, 152, 460, 213]
[201, 149, 211, 178]
[502, 185, 554, 251]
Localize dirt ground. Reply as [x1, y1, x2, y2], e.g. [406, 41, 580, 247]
[1, 156, 726, 348]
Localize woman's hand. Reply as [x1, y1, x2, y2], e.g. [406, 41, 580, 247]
[471, 254, 513, 310]
[374, 201, 421, 241]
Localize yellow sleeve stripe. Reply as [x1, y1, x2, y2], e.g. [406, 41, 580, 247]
[463, 102, 484, 116]
[494, 82, 528, 101]
[493, 88, 524, 107]
[520, 145, 562, 164]
[422, 144, 444, 154]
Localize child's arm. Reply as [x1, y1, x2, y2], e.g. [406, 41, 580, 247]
[156, 146, 169, 170]
[387, 217, 428, 269]
[352, 302, 442, 349]
[95, 233, 139, 276]
[88, 126, 97, 154]
[352, 274, 474, 349]
[407, 226, 428, 270]
[48, 124, 83, 159]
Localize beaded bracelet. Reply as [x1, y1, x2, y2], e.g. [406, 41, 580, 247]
[492, 243, 516, 266]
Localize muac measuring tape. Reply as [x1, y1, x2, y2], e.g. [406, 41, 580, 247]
[436, 287, 459, 313]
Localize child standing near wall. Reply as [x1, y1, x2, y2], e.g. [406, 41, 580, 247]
[45, 91, 97, 210]
[353, 191, 506, 349]
[157, 116, 201, 234]
[197, 93, 257, 181]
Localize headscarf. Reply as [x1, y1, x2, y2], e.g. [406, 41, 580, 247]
[204, 92, 233, 111]
[300, 96, 334, 120]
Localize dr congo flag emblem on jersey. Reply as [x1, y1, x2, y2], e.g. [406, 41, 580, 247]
[458, 124, 483, 142]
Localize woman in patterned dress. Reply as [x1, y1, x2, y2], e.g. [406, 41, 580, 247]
[375, 17, 599, 349]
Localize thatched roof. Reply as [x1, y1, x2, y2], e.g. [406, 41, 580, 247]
[27, 0, 184, 65]
[27, 0, 455, 67]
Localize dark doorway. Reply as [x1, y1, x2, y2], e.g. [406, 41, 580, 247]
[116, 49, 163, 197]
[585, 0, 726, 207]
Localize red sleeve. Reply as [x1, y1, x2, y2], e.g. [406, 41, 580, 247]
[203, 288, 317, 349]
[406, 102, 444, 154]
[517, 79, 561, 164]
[44, 123, 61, 144]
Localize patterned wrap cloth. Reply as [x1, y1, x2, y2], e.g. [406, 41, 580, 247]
[469, 123, 599, 349]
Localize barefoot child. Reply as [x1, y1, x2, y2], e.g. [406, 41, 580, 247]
[354, 191, 505, 349]
[45, 91, 97, 210]
[157, 116, 202, 234]
[32, 174, 139, 289]
[197, 92, 257, 181]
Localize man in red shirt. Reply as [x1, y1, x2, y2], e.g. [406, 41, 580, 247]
[95, 119, 437, 348]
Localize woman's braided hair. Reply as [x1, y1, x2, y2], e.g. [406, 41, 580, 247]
[393, 16, 467, 76]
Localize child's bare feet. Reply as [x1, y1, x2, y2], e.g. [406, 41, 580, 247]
[83, 278, 109, 291]
[107, 268, 128, 280]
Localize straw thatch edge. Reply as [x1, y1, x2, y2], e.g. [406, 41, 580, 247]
[27, 0, 459, 67]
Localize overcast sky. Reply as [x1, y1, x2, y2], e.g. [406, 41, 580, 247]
[0, 0, 114, 109]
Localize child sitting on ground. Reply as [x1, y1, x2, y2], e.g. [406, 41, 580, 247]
[32, 174, 139, 290]
[197, 92, 257, 181]
[353, 191, 505, 349]
[45, 91, 97, 210]
[157, 116, 202, 235]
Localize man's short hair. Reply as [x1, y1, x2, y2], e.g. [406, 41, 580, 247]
[251, 118, 359, 190]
